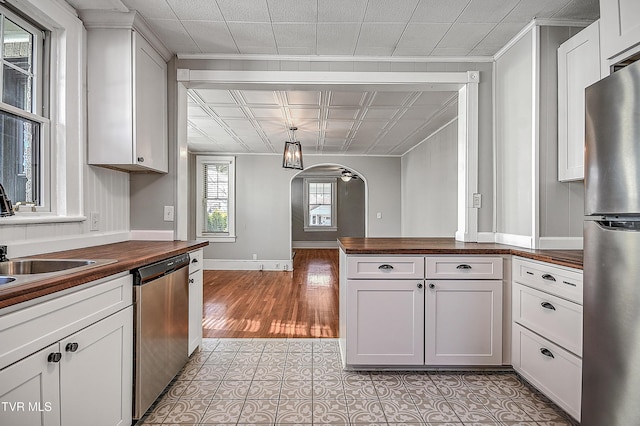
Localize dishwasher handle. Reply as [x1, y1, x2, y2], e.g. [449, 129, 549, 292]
[133, 253, 190, 285]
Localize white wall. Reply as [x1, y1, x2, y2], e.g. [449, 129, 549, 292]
[0, 0, 130, 257]
[197, 154, 400, 262]
[401, 119, 458, 237]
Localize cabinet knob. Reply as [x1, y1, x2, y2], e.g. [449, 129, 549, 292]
[540, 348, 555, 359]
[65, 342, 79, 352]
[378, 264, 394, 271]
[540, 302, 556, 311]
[541, 273, 556, 282]
[417, 283, 423, 289]
[428, 283, 435, 289]
[137, 156, 145, 163]
[189, 278, 195, 284]
[48, 352, 62, 363]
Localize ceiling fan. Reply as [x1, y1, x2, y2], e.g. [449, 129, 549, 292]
[340, 169, 359, 182]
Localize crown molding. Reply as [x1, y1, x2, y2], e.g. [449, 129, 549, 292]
[177, 53, 494, 63]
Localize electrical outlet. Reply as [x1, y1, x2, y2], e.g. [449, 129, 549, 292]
[163, 205, 175, 222]
[90, 212, 100, 231]
[252, 254, 257, 260]
[472, 193, 482, 208]
[376, 212, 382, 219]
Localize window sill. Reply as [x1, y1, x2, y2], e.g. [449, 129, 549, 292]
[304, 227, 338, 232]
[198, 235, 237, 243]
[0, 214, 87, 225]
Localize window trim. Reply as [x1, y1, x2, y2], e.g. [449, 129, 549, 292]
[195, 155, 236, 242]
[303, 178, 337, 232]
[0, 4, 50, 213]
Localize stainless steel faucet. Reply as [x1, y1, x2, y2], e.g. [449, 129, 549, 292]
[0, 183, 14, 217]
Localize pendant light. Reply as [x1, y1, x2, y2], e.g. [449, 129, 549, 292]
[282, 126, 304, 170]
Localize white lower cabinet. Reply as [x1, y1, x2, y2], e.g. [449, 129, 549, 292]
[425, 280, 503, 365]
[511, 257, 583, 421]
[345, 279, 424, 365]
[188, 249, 204, 355]
[0, 274, 133, 426]
[512, 323, 582, 420]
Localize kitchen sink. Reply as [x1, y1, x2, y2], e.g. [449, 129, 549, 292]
[0, 276, 16, 285]
[0, 259, 98, 275]
[0, 258, 117, 290]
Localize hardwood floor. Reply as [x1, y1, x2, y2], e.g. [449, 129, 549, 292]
[202, 249, 339, 338]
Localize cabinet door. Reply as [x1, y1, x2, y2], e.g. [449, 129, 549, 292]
[600, 0, 640, 61]
[346, 279, 424, 365]
[557, 21, 600, 182]
[134, 31, 168, 173]
[59, 307, 132, 426]
[425, 280, 502, 365]
[0, 344, 61, 426]
[188, 269, 203, 355]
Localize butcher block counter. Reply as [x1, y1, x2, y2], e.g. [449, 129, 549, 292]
[0, 240, 208, 309]
[338, 237, 583, 269]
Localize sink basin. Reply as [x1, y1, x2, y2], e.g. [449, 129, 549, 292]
[0, 276, 16, 285]
[0, 259, 97, 275]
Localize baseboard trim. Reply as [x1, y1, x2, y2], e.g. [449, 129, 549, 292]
[129, 230, 175, 241]
[292, 240, 338, 249]
[477, 232, 496, 243]
[7, 231, 131, 258]
[537, 237, 583, 250]
[495, 233, 533, 249]
[204, 259, 294, 271]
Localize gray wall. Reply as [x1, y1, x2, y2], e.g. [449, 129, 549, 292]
[401, 119, 458, 237]
[194, 154, 401, 261]
[176, 58, 494, 234]
[495, 26, 585, 242]
[291, 177, 365, 243]
[538, 26, 584, 238]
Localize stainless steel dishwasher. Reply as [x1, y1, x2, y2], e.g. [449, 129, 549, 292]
[132, 253, 190, 419]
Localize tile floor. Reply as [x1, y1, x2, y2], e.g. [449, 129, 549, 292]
[136, 338, 578, 426]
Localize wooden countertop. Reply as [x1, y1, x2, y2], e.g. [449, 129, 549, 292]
[338, 238, 583, 270]
[0, 240, 208, 310]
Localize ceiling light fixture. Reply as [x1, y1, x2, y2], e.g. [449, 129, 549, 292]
[341, 169, 358, 182]
[282, 126, 303, 170]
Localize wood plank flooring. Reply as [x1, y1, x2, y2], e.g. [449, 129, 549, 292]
[202, 249, 339, 338]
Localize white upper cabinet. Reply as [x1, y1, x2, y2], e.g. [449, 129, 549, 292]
[85, 16, 168, 173]
[600, 0, 640, 63]
[557, 21, 601, 182]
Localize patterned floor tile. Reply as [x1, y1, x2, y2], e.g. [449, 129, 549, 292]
[348, 399, 387, 423]
[194, 364, 228, 381]
[276, 399, 313, 423]
[139, 399, 174, 424]
[163, 380, 190, 400]
[213, 380, 252, 400]
[312, 380, 345, 399]
[205, 351, 237, 364]
[343, 380, 379, 400]
[513, 399, 573, 423]
[161, 399, 209, 424]
[413, 397, 460, 423]
[447, 397, 497, 423]
[254, 364, 286, 381]
[379, 399, 423, 423]
[282, 365, 313, 381]
[482, 398, 533, 422]
[238, 399, 278, 423]
[246, 380, 282, 400]
[180, 380, 220, 400]
[234, 352, 263, 364]
[280, 379, 313, 399]
[313, 398, 350, 424]
[200, 399, 244, 424]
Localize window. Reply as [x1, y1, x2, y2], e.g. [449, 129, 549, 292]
[304, 178, 337, 231]
[0, 5, 48, 211]
[196, 156, 236, 241]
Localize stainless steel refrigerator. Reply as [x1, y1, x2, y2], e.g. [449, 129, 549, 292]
[583, 59, 640, 425]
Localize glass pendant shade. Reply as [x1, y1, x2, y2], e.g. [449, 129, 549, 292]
[282, 139, 303, 170]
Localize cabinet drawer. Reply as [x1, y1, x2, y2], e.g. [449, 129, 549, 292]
[512, 323, 581, 421]
[0, 274, 132, 369]
[346, 256, 424, 279]
[512, 257, 582, 304]
[189, 249, 203, 274]
[426, 257, 503, 279]
[513, 283, 582, 356]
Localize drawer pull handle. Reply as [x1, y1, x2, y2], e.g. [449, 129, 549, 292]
[48, 352, 62, 363]
[541, 302, 556, 311]
[191, 258, 199, 263]
[65, 343, 79, 352]
[378, 264, 394, 270]
[563, 280, 576, 287]
[526, 271, 534, 275]
[540, 348, 555, 359]
[542, 274, 556, 282]
[456, 264, 472, 270]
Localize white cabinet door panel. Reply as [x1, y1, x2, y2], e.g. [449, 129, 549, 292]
[188, 270, 203, 355]
[426, 280, 502, 365]
[600, 0, 640, 61]
[0, 344, 61, 426]
[346, 279, 424, 365]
